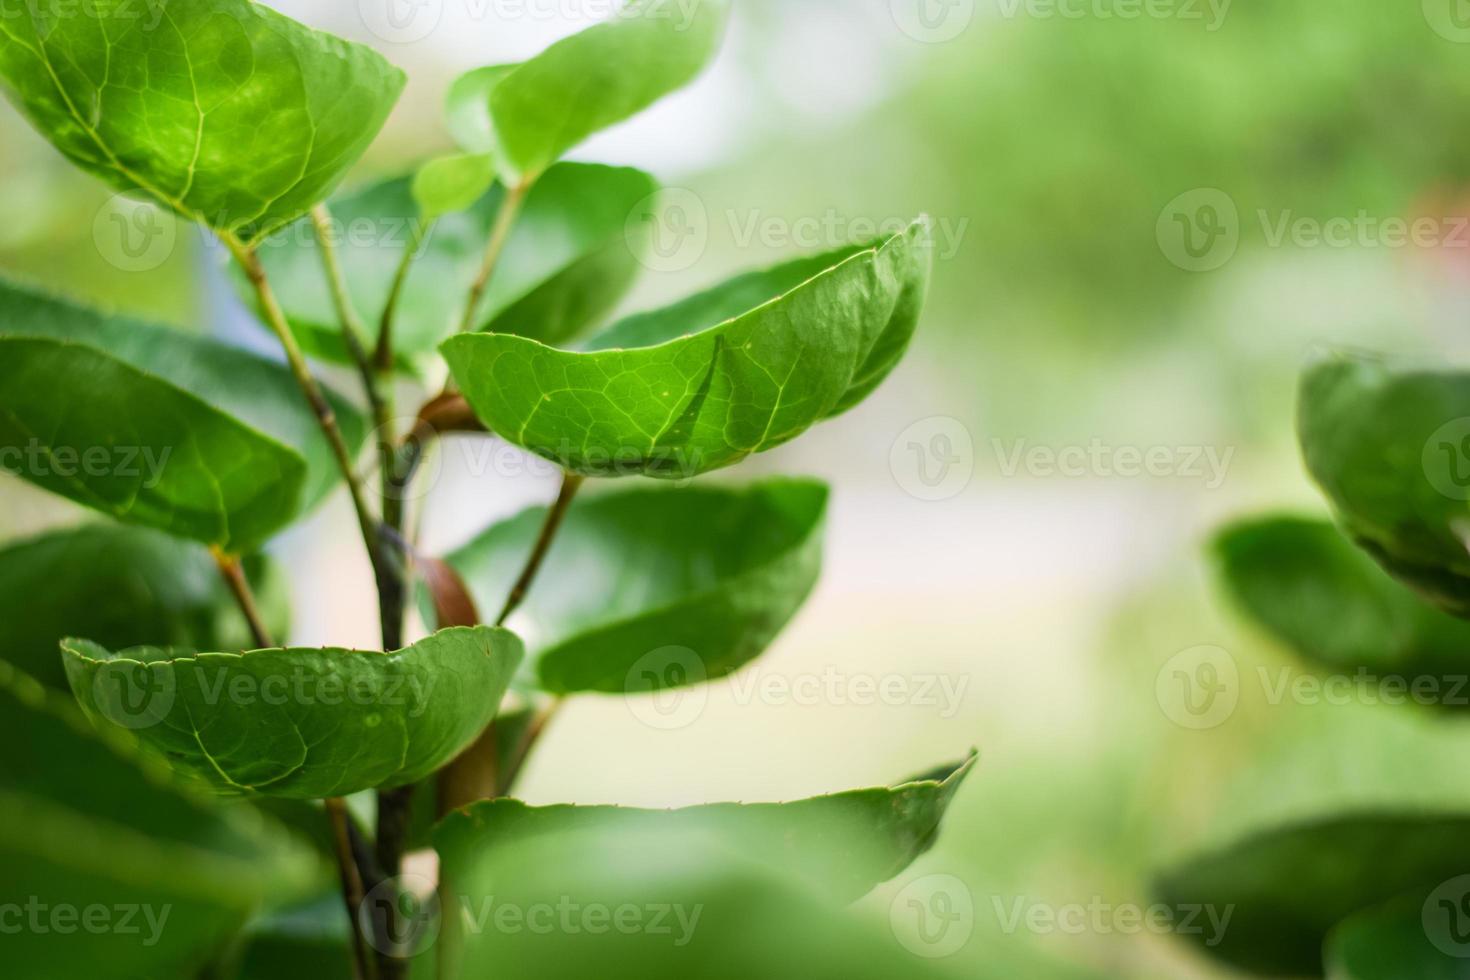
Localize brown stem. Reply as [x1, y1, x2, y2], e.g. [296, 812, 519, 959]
[209, 547, 275, 649]
[497, 473, 585, 626]
[327, 797, 378, 980]
[456, 182, 529, 336]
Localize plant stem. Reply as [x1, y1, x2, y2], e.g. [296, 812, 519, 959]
[327, 797, 378, 980]
[497, 473, 585, 626]
[456, 182, 529, 336]
[496, 699, 564, 797]
[376, 222, 430, 372]
[226, 235, 396, 646]
[310, 205, 386, 423]
[209, 548, 274, 650]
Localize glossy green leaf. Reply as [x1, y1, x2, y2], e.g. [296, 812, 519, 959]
[1299, 354, 1470, 617]
[1154, 813, 1470, 976]
[1326, 894, 1470, 979]
[62, 626, 524, 799]
[0, 280, 367, 540]
[441, 479, 827, 694]
[1214, 516, 1470, 695]
[0, 522, 287, 691]
[443, 221, 933, 479]
[0, 0, 405, 241]
[0, 663, 316, 979]
[412, 153, 497, 222]
[437, 753, 976, 904]
[436, 820, 951, 980]
[246, 163, 656, 363]
[0, 336, 303, 551]
[447, 0, 728, 183]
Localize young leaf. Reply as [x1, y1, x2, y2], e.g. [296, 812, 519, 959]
[0, 663, 317, 979]
[62, 626, 524, 800]
[1153, 813, 1470, 976]
[442, 221, 933, 480]
[1299, 354, 1470, 617]
[245, 163, 656, 364]
[1326, 894, 1470, 979]
[440, 479, 827, 694]
[0, 0, 405, 241]
[436, 753, 976, 903]
[0, 336, 305, 552]
[0, 280, 367, 515]
[412, 153, 497, 222]
[0, 523, 288, 691]
[446, 0, 729, 184]
[1214, 516, 1470, 696]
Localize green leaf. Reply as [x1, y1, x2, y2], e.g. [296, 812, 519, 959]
[246, 163, 656, 364]
[1327, 894, 1470, 979]
[61, 626, 524, 799]
[440, 479, 827, 694]
[0, 662, 316, 979]
[436, 753, 976, 904]
[1154, 813, 1470, 976]
[0, 280, 367, 540]
[0, 0, 404, 241]
[1299, 353, 1470, 617]
[0, 337, 303, 551]
[437, 820, 952, 980]
[0, 522, 288, 691]
[1213, 516, 1470, 694]
[443, 221, 933, 480]
[446, 0, 728, 184]
[412, 153, 497, 222]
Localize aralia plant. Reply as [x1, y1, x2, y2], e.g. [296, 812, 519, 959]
[1155, 354, 1470, 977]
[0, 2, 972, 979]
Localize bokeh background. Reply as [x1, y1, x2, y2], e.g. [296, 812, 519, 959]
[8, 1, 1470, 976]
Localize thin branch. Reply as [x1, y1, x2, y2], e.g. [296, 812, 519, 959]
[209, 548, 274, 649]
[327, 797, 378, 980]
[310, 204, 385, 422]
[375, 221, 431, 372]
[497, 473, 585, 626]
[456, 182, 529, 336]
[496, 699, 564, 797]
[225, 234, 396, 643]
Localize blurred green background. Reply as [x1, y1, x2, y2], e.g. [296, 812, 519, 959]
[8, 1, 1470, 976]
